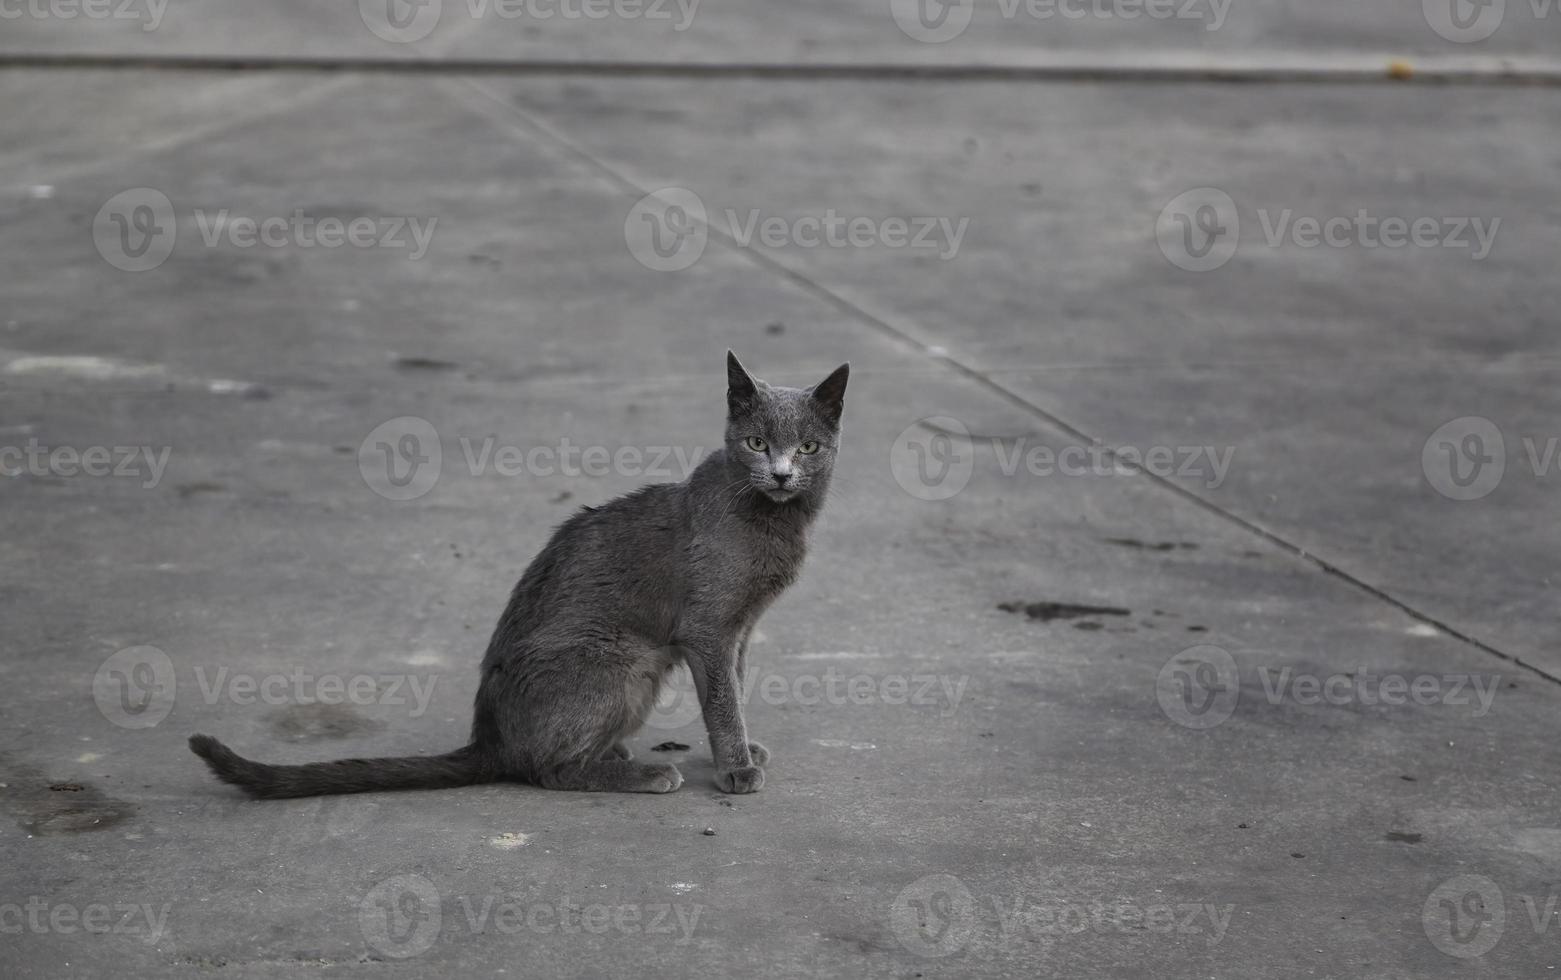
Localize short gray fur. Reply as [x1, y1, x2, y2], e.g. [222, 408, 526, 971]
[189, 351, 849, 798]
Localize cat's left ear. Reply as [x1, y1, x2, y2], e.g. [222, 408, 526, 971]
[810, 362, 849, 426]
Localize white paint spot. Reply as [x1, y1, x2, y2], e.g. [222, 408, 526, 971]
[926, 345, 949, 357]
[5, 355, 164, 381]
[789, 651, 885, 661]
[812, 739, 877, 750]
[76, 752, 101, 763]
[1406, 624, 1439, 638]
[669, 882, 697, 894]
[405, 650, 444, 667]
[27, 185, 54, 199]
[489, 832, 532, 849]
[207, 379, 252, 395]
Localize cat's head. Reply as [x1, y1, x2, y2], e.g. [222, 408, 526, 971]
[724, 350, 849, 505]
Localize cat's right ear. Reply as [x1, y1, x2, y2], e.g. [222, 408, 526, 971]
[727, 350, 760, 413]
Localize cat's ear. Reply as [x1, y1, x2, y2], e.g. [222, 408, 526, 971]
[810, 362, 849, 425]
[727, 350, 761, 413]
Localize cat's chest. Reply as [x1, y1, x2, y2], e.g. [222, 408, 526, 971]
[696, 524, 808, 599]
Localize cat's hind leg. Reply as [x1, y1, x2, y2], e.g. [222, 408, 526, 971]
[602, 741, 634, 761]
[538, 759, 683, 793]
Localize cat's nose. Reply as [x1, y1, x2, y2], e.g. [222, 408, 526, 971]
[772, 470, 792, 487]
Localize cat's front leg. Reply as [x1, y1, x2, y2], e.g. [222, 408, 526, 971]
[734, 626, 771, 767]
[685, 640, 764, 793]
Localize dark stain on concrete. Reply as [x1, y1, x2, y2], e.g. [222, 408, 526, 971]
[0, 756, 134, 835]
[267, 702, 386, 742]
[999, 601, 1131, 622]
[651, 741, 691, 753]
[1385, 831, 1423, 844]
[176, 481, 227, 499]
[393, 355, 460, 372]
[1103, 538, 1200, 552]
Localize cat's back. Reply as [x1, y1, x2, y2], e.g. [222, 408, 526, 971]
[500, 481, 689, 635]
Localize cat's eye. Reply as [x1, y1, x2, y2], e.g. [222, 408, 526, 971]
[798, 441, 821, 455]
[745, 436, 768, 453]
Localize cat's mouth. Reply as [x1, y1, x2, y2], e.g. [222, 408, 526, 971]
[762, 486, 801, 503]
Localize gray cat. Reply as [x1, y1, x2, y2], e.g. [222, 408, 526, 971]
[190, 351, 848, 797]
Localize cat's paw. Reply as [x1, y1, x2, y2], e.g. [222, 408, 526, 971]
[715, 765, 765, 794]
[604, 741, 634, 761]
[644, 764, 684, 793]
[746, 741, 770, 766]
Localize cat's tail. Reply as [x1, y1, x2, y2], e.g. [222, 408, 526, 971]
[188, 734, 492, 799]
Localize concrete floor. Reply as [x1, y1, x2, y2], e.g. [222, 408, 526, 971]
[2, 5, 1560, 978]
